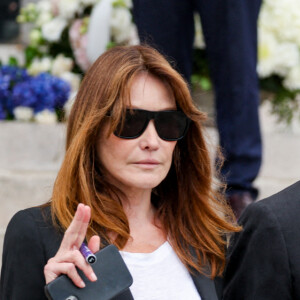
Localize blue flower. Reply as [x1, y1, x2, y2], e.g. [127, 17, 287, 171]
[51, 76, 71, 108]
[0, 76, 11, 119]
[1, 65, 71, 121]
[0, 66, 30, 85]
[1, 66, 32, 117]
[12, 81, 38, 108]
[11, 72, 71, 113]
[0, 106, 6, 120]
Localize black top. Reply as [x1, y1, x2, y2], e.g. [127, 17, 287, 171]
[223, 180, 300, 300]
[0, 206, 63, 299]
[0, 205, 222, 300]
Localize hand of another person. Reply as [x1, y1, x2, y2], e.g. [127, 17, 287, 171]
[44, 203, 100, 288]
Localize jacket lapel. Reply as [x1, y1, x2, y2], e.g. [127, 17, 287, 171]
[191, 272, 219, 300]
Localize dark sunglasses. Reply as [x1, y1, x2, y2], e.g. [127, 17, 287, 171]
[113, 109, 191, 141]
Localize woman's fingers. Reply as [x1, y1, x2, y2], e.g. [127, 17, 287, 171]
[60, 204, 91, 251]
[88, 235, 101, 253]
[45, 261, 86, 288]
[44, 204, 100, 286]
[63, 250, 97, 282]
[73, 205, 91, 248]
[44, 250, 97, 286]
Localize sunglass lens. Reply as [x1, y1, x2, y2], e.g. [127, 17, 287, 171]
[115, 110, 148, 138]
[156, 111, 188, 140]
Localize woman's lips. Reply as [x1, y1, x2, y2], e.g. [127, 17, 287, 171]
[133, 159, 160, 168]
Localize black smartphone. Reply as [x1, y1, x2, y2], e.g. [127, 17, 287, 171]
[44, 245, 133, 300]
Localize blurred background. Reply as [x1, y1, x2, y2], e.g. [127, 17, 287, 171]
[0, 0, 300, 263]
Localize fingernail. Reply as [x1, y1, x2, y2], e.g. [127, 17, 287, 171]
[90, 272, 97, 281]
[80, 280, 86, 288]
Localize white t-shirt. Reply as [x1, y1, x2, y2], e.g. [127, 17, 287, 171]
[120, 241, 201, 300]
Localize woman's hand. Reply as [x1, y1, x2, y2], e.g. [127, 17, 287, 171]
[44, 203, 100, 288]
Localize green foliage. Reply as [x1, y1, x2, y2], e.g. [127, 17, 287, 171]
[260, 76, 300, 123]
[55, 107, 66, 122]
[191, 49, 212, 91]
[106, 41, 117, 50]
[25, 46, 43, 67]
[112, 0, 128, 8]
[48, 28, 74, 59]
[191, 74, 212, 91]
[8, 57, 19, 66]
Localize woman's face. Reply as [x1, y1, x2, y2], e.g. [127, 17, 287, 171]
[97, 73, 177, 194]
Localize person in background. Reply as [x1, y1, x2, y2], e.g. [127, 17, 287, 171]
[0, 0, 19, 42]
[0, 45, 239, 300]
[132, 0, 263, 218]
[223, 180, 300, 299]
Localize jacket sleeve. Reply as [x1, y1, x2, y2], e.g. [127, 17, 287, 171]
[223, 201, 293, 300]
[0, 209, 48, 300]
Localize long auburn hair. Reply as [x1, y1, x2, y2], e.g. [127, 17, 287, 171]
[50, 45, 239, 278]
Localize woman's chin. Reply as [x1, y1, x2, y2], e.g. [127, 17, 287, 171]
[118, 176, 165, 192]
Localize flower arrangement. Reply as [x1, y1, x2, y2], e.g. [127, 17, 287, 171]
[0, 0, 137, 123]
[0, 65, 70, 123]
[257, 0, 300, 122]
[193, 1, 300, 123]
[17, 0, 137, 73]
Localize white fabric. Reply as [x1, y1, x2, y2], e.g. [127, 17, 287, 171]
[120, 241, 201, 300]
[86, 0, 112, 64]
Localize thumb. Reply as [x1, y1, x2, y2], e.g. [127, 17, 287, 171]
[88, 235, 100, 253]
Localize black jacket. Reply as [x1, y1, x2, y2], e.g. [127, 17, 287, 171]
[0, 206, 221, 300]
[223, 180, 300, 300]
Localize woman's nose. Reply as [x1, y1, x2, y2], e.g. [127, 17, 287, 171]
[139, 120, 160, 150]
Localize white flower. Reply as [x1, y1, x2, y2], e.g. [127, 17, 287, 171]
[25, 2, 37, 14]
[34, 1, 53, 26]
[194, 13, 205, 49]
[257, 30, 278, 77]
[273, 42, 300, 77]
[13, 107, 34, 121]
[110, 7, 132, 43]
[58, 0, 81, 19]
[28, 57, 52, 75]
[34, 109, 58, 124]
[127, 25, 139, 45]
[29, 29, 43, 45]
[51, 54, 74, 76]
[283, 66, 300, 90]
[265, 1, 300, 45]
[121, 0, 133, 8]
[59, 72, 81, 92]
[36, 11, 53, 27]
[64, 92, 77, 118]
[41, 17, 67, 42]
[258, 32, 300, 78]
[36, 0, 52, 13]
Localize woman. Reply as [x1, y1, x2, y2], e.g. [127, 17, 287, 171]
[0, 45, 239, 300]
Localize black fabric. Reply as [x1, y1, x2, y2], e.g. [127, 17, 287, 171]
[223, 180, 300, 300]
[0, 205, 221, 299]
[191, 271, 219, 300]
[0, 206, 63, 300]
